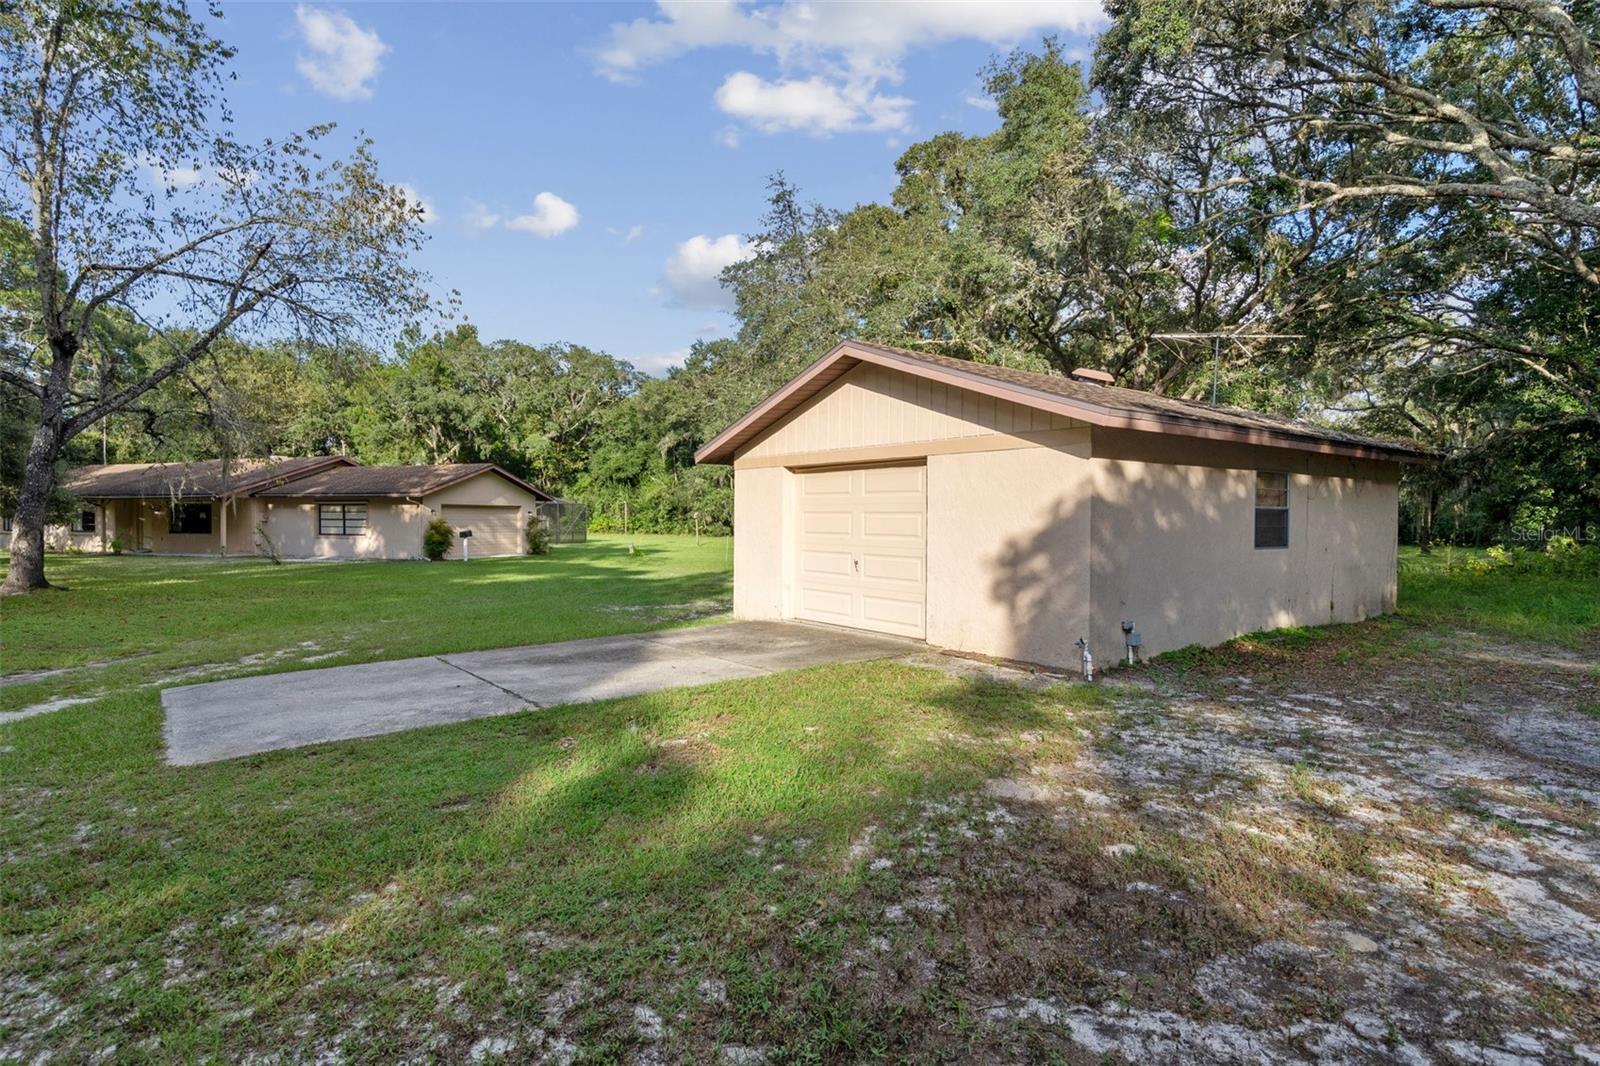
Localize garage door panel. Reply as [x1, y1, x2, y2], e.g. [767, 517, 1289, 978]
[799, 587, 854, 623]
[861, 553, 922, 584]
[863, 465, 924, 494]
[860, 594, 924, 636]
[795, 464, 925, 639]
[442, 505, 523, 558]
[801, 510, 854, 536]
[801, 470, 855, 495]
[800, 549, 854, 578]
[862, 512, 923, 539]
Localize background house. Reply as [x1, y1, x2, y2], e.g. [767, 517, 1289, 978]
[698, 341, 1428, 669]
[47, 458, 556, 560]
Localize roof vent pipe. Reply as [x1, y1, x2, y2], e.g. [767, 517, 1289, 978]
[1069, 367, 1115, 386]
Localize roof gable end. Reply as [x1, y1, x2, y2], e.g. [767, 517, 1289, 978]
[695, 341, 1430, 465]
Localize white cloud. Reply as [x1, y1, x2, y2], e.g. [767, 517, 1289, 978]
[503, 192, 581, 238]
[716, 126, 741, 149]
[661, 233, 752, 309]
[595, 1, 1105, 83]
[628, 348, 691, 376]
[294, 5, 388, 101]
[714, 71, 910, 135]
[465, 201, 502, 231]
[964, 93, 998, 113]
[394, 183, 438, 225]
[596, 1, 1105, 138]
[464, 193, 579, 237]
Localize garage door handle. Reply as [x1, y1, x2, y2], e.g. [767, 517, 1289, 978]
[853, 557, 860, 572]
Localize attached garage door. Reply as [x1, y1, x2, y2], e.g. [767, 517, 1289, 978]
[442, 505, 523, 558]
[795, 463, 926, 638]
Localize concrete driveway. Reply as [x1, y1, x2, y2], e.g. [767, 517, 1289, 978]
[161, 621, 915, 765]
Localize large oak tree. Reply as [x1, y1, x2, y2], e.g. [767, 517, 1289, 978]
[0, 0, 429, 594]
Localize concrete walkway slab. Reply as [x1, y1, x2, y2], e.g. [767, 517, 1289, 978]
[161, 621, 914, 765]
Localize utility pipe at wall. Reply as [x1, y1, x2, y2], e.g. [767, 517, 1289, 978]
[1074, 637, 1094, 682]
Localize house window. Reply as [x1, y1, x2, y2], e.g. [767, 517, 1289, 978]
[318, 502, 368, 536]
[169, 503, 212, 535]
[71, 509, 96, 533]
[1254, 472, 1290, 549]
[1, 514, 11, 532]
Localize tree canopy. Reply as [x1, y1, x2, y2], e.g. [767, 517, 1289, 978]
[4, 1, 1594, 561]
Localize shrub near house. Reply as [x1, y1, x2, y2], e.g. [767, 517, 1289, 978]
[423, 517, 454, 561]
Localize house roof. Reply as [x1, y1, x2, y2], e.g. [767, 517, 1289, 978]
[247, 463, 555, 500]
[695, 340, 1432, 465]
[63, 457, 356, 500]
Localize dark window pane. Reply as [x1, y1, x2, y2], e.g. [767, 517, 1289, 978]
[1255, 508, 1289, 548]
[170, 503, 212, 535]
[1256, 471, 1289, 508]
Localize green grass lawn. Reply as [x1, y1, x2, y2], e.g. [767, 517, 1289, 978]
[1396, 544, 1600, 649]
[2, 536, 1110, 1061]
[2, 540, 1596, 1061]
[0, 535, 733, 712]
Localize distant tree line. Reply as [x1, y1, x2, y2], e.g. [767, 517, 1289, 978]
[6, 0, 1596, 567]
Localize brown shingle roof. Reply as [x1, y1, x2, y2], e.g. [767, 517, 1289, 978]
[64, 457, 355, 499]
[248, 463, 554, 500]
[696, 340, 1431, 464]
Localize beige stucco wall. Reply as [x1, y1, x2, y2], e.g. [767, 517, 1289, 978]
[732, 465, 788, 620]
[1088, 430, 1400, 659]
[423, 473, 543, 510]
[926, 442, 1093, 667]
[727, 362, 1404, 670]
[253, 497, 425, 560]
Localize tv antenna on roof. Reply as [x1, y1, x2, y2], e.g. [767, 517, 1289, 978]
[1148, 330, 1303, 404]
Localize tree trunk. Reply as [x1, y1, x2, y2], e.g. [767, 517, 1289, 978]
[1419, 487, 1438, 555]
[1, 422, 63, 595]
[3, 335, 77, 596]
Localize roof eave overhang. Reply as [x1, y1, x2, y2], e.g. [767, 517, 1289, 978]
[694, 342, 1431, 466]
[67, 456, 362, 501]
[71, 491, 223, 501]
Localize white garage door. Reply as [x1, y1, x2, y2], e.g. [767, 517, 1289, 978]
[442, 505, 523, 558]
[795, 463, 926, 639]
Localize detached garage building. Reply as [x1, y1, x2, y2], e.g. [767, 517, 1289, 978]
[697, 341, 1426, 670]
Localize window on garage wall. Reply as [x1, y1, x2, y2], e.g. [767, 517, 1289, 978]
[1254, 472, 1290, 549]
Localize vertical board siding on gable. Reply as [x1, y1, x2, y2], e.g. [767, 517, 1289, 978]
[742, 363, 1081, 460]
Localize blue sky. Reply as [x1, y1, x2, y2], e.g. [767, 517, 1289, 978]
[213, 2, 1105, 374]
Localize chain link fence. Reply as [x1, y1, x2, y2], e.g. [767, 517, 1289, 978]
[534, 499, 589, 544]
